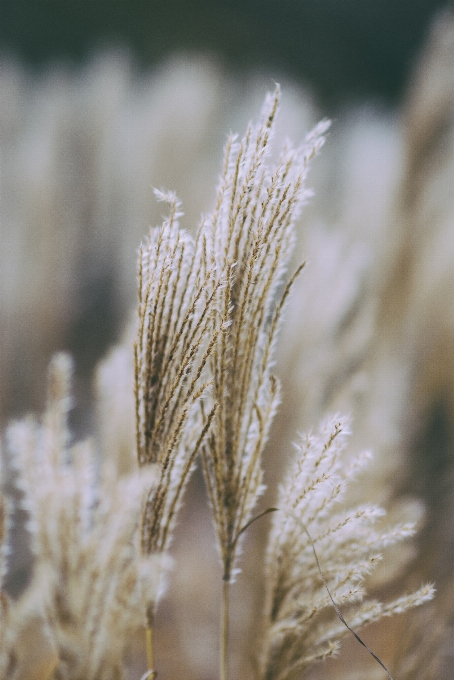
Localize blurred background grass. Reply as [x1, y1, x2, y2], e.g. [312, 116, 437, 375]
[1, 0, 451, 108]
[2, 0, 453, 421]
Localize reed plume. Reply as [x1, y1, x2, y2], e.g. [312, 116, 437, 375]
[258, 416, 434, 680]
[7, 353, 159, 680]
[201, 85, 330, 585]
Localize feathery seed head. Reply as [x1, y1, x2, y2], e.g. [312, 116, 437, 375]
[259, 416, 435, 680]
[7, 353, 161, 679]
[201, 86, 330, 583]
[134, 187, 223, 597]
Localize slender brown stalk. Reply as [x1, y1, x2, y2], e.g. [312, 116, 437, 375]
[220, 578, 230, 680]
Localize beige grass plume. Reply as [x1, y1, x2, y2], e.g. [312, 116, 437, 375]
[133, 188, 229, 640]
[258, 415, 435, 680]
[189, 85, 330, 680]
[7, 353, 159, 680]
[200, 85, 330, 585]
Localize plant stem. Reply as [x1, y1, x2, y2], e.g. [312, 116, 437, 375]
[145, 608, 157, 679]
[146, 627, 154, 672]
[220, 578, 230, 680]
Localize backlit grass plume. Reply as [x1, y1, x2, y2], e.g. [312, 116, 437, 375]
[134, 191, 223, 550]
[201, 86, 330, 584]
[134, 189, 225, 630]
[194, 85, 331, 680]
[7, 353, 159, 680]
[259, 416, 435, 680]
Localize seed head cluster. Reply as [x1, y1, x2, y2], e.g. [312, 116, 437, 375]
[259, 417, 434, 680]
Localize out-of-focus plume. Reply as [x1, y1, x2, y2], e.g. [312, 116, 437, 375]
[6, 353, 159, 679]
